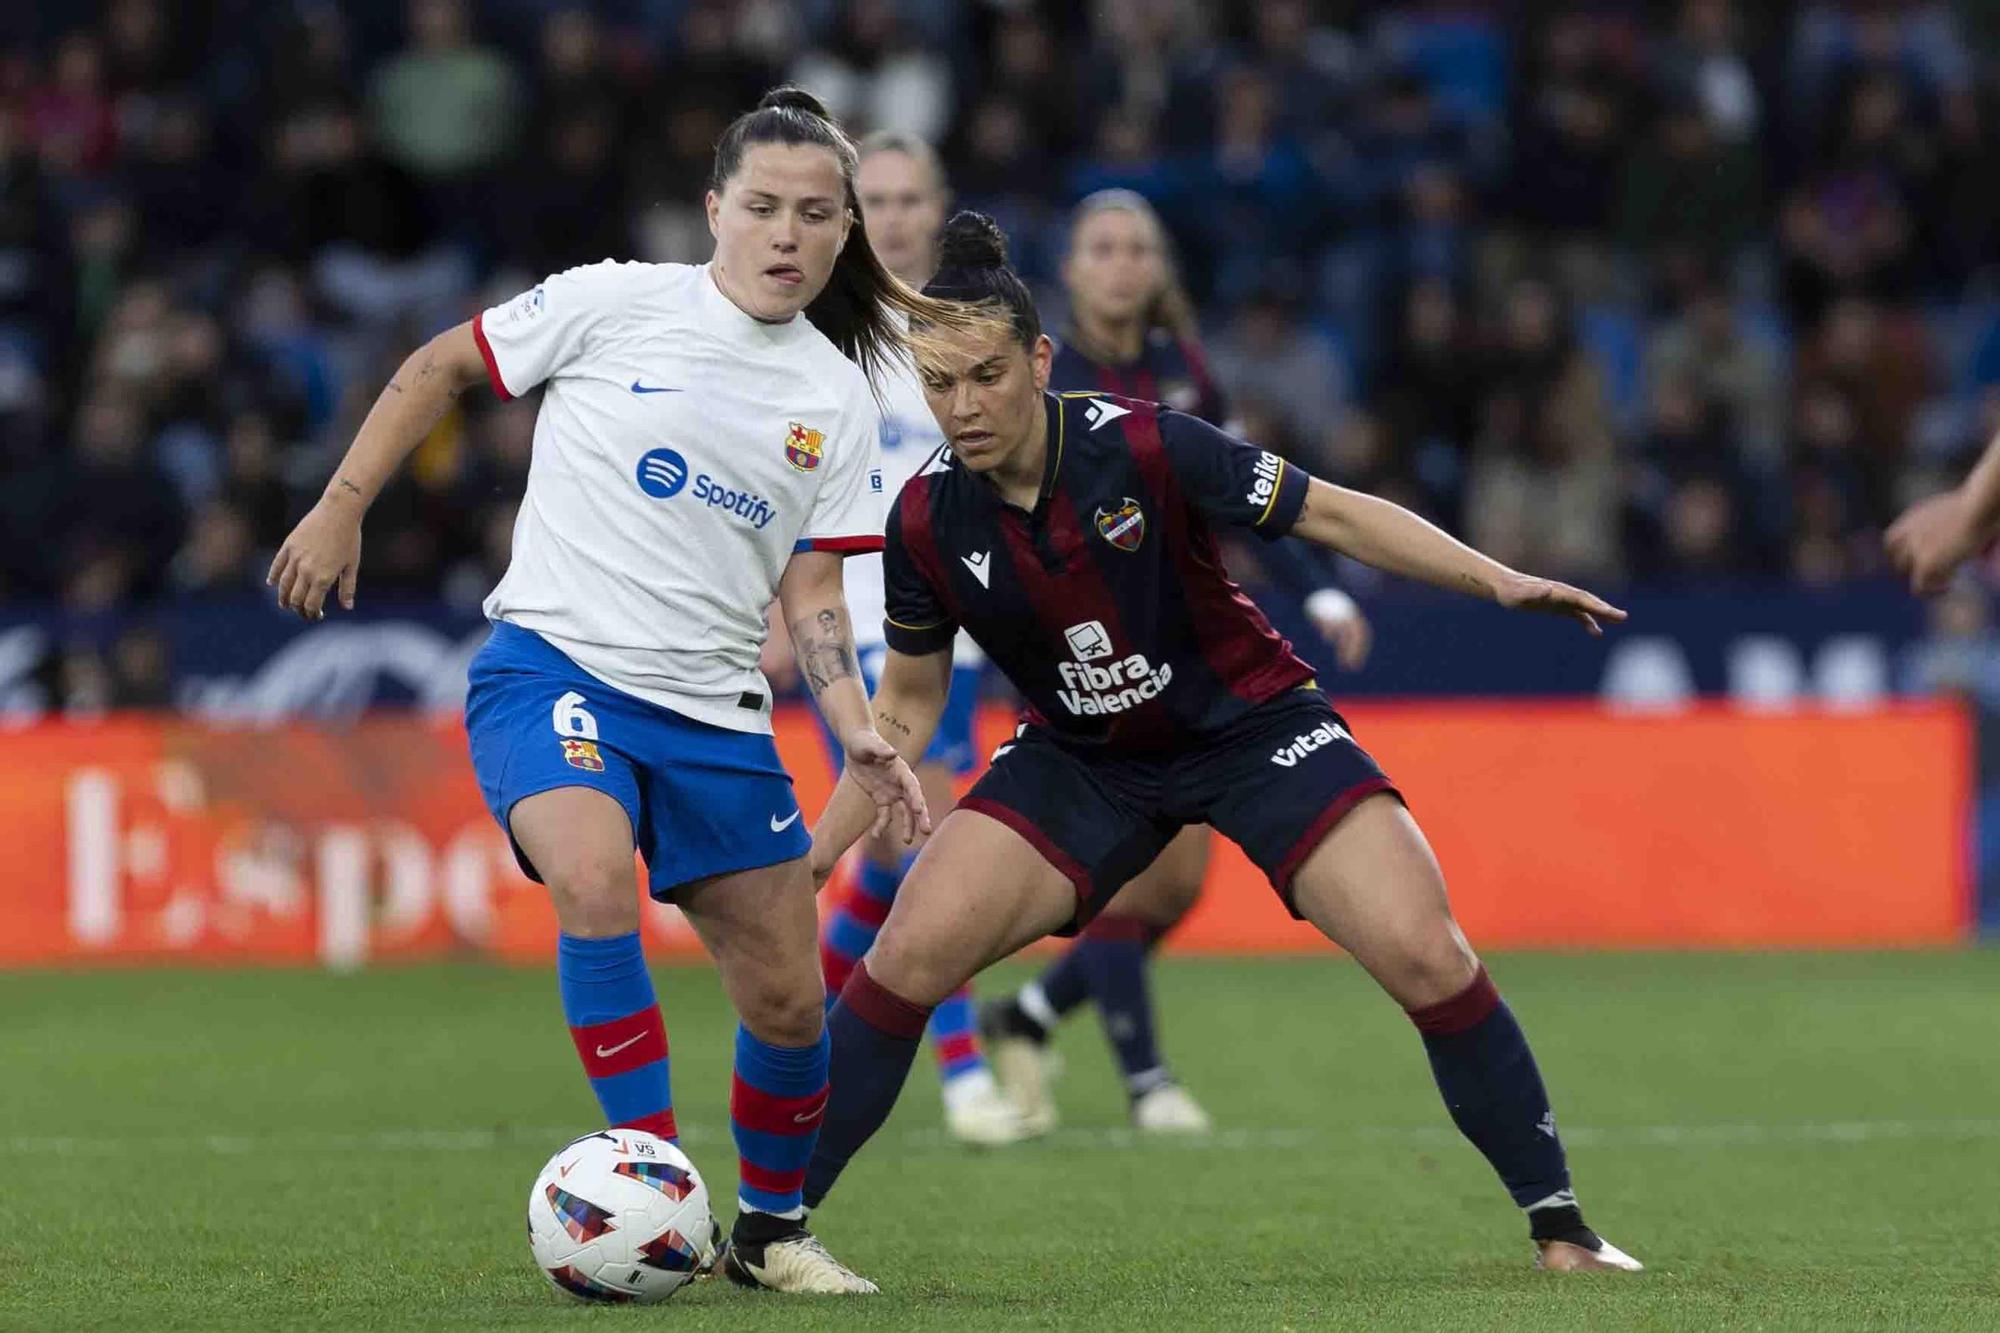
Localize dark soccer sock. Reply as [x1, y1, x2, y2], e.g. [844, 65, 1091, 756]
[1408, 965, 1571, 1210]
[802, 960, 934, 1211]
[1073, 913, 1170, 1096]
[1017, 937, 1095, 1034]
[557, 931, 676, 1142]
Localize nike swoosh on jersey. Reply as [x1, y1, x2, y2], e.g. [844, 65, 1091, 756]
[630, 381, 682, 394]
[770, 810, 801, 832]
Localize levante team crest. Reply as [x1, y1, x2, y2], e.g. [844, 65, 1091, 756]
[785, 421, 825, 472]
[1094, 497, 1146, 551]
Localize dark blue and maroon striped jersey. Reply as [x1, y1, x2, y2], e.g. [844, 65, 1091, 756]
[882, 392, 1317, 753]
[1049, 329, 1228, 426]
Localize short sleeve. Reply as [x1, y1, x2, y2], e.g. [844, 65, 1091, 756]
[882, 488, 956, 655]
[1156, 409, 1311, 539]
[795, 376, 889, 555]
[471, 261, 631, 400]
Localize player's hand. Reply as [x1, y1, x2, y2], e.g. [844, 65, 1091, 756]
[841, 728, 931, 844]
[1495, 574, 1627, 636]
[267, 493, 363, 622]
[1307, 589, 1373, 670]
[1886, 488, 1983, 596]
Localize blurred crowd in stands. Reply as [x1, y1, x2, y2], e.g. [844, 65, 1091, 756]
[3, 0, 1999, 620]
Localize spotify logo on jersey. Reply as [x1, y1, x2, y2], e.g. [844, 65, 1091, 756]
[635, 448, 689, 498]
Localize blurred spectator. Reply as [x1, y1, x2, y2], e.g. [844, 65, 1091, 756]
[1209, 288, 1348, 457]
[1509, 16, 1631, 238]
[367, 0, 519, 182]
[790, 0, 949, 142]
[1463, 277, 1621, 579]
[1778, 73, 1923, 320]
[27, 31, 118, 176]
[1645, 278, 1786, 467]
[1652, 0, 1760, 144]
[1794, 296, 1936, 473]
[1617, 95, 1762, 292]
[1901, 582, 2000, 710]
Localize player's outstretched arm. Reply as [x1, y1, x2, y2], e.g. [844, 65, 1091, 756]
[1887, 429, 2000, 594]
[807, 646, 952, 889]
[780, 553, 934, 861]
[267, 322, 488, 621]
[1289, 478, 1627, 636]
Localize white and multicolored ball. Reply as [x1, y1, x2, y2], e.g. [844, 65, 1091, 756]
[526, 1129, 716, 1304]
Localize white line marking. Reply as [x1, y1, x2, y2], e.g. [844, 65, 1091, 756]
[7, 1118, 2000, 1158]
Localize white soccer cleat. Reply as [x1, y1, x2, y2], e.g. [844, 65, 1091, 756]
[1535, 1235, 1644, 1273]
[941, 1068, 1033, 1145]
[985, 1034, 1060, 1136]
[1130, 1081, 1213, 1134]
[722, 1229, 879, 1294]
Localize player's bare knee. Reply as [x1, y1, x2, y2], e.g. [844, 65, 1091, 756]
[1385, 925, 1479, 1008]
[737, 978, 824, 1047]
[540, 854, 638, 937]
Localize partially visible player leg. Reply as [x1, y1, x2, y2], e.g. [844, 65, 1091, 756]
[805, 808, 1078, 1212]
[1287, 794, 1641, 1272]
[815, 669, 1023, 1145]
[679, 857, 876, 1294]
[510, 787, 679, 1143]
[983, 826, 1210, 1133]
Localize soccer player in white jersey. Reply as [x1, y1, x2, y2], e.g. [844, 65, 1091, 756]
[267, 88, 977, 1296]
[794, 132, 1028, 1146]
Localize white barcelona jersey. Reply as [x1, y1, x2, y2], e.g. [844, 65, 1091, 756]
[844, 340, 985, 664]
[474, 260, 887, 733]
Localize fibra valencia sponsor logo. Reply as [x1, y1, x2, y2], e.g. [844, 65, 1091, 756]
[784, 421, 825, 473]
[634, 447, 777, 529]
[1055, 619, 1172, 717]
[1269, 720, 1353, 768]
[1245, 450, 1282, 510]
[1094, 497, 1146, 552]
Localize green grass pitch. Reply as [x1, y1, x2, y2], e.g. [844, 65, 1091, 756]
[3, 951, 1997, 1331]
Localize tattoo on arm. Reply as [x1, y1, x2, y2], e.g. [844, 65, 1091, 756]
[790, 606, 859, 696]
[875, 710, 913, 741]
[335, 478, 363, 498]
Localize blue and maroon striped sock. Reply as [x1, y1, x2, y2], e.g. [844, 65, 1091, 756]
[731, 1025, 830, 1218]
[819, 857, 901, 997]
[557, 931, 676, 1142]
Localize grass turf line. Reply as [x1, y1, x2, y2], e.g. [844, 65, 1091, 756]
[1, 952, 1995, 1331]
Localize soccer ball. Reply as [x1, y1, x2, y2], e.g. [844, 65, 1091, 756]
[526, 1128, 716, 1304]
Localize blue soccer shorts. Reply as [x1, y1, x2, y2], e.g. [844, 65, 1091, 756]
[959, 688, 1398, 933]
[814, 645, 983, 778]
[465, 622, 811, 898]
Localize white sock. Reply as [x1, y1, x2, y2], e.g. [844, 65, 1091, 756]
[1017, 981, 1059, 1033]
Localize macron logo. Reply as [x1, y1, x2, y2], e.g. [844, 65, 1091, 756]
[961, 551, 991, 588]
[1083, 399, 1131, 431]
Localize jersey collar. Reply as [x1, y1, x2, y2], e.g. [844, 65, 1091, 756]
[1030, 391, 1066, 520]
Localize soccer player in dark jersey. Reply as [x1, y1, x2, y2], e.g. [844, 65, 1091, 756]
[800, 213, 1642, 1277]
[982, 188, 1373, 1135]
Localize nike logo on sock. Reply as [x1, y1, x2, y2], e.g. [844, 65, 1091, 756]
[595, 1032, 647, 1059]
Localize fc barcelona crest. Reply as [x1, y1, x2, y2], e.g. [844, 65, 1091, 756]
[1094, 497, 1146, 552]
[561, 738, 606, 772]
[785, 421, 825, 473]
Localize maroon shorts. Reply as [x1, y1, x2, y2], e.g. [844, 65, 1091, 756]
[960, 688, 1398, 932]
